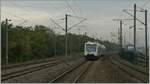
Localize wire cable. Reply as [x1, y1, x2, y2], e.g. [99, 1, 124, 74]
[141, 0, 150, 7]
[65, 0, 78, 16]
[72, 0, 83, 16]
[47, 1, 66, 15]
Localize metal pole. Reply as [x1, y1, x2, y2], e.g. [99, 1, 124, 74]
[145, 10, 148, 66]
[78, 29, 80, 53]
[118, 28, 120, 45]
[54, 33, 56, 57]
[5, 19, 8, 64]
[124, 35, 126, 47]
[65, 14, 68, 59]
[120, 20, 123, 49]
[134, 4, 136, 51]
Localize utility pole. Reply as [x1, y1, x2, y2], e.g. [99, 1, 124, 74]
[124, 35, 126, 48]
[78, 28, 81, 53]
[134, 4, 136, 51]
[113, 19, 133, 49]
[5, 19, 11, 64]
[54, 32, 56, 57]
[145, 10, 148, 66]
[65, 14, 68, 60]
[6, 19, 8, 64]
[118, 28, 120, 45]
[51, 14, 86, 62]
[120, 20, 123, 49]
[123, 4, 148, 66]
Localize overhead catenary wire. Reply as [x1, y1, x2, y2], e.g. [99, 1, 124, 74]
[7, 0, 87, 35]
[47, 1, 66, 15]
[11, 1, 66, 26]
[72, 0, 83, 17]
[10, 1, 33, 14]
[69, 15, 85, 19]
[47, 0, 87, 33]
[9, 1, 71, 31]
[72, 0, 87, 32]
[2, 11, 38, 26]
[10, 0, 65, 20]
[123, 10, 145, 25]
[68, 18, 87, 31]
[2, 11, 26, 21]
[50, 19, 65, 31]
[8, 1, 45, 25]
[141, 0, 150, 7]
[65, 0, 78, 16]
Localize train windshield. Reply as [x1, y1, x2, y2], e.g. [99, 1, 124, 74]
[86, 44, 96, 52]
[127, 46, 134, 51]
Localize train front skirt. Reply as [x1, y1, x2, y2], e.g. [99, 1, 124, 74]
[84, 54, 99, 60]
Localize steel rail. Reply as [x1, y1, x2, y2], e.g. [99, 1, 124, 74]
[73, 61, 94, 83]
[109, 56, 148, 83]
[2, 57, 60, 70]
[50, 61, 87, 83]
[2, 60, 64, 81]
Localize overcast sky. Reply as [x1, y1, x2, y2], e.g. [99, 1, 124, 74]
[1, 0, 150, 48]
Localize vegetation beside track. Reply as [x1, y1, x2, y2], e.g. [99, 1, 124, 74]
[1, 21, 119, 64]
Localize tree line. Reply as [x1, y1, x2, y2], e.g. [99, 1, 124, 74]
[1, 20, 119, 64]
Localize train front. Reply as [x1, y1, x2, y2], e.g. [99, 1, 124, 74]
[84, 42, 99, 60]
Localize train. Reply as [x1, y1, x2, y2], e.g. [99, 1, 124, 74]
[84, 41, 106, 60]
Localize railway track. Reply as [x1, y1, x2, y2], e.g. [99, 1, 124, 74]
[2, 57, 61, 70]
[109, 56, 149, 83]
[2, 59, 64, 81]
[50, 61, 94, 83]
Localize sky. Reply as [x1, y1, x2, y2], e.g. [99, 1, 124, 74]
[1, 0, 150, 48]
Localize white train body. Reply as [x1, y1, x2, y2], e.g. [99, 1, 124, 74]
[84, 41, 106, 60]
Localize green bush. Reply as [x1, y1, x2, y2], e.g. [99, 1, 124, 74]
[1, 20, 119, 64]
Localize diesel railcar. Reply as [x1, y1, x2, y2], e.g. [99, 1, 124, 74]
[84, 41, 106, 60]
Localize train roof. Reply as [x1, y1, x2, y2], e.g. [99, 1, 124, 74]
[85, 41, 97, 44]
[85, 41, 106, 49]
[85, 41, 105, 46]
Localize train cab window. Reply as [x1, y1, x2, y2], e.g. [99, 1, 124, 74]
[86, 44, 96, 52]
[126, 45, 134, 51]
